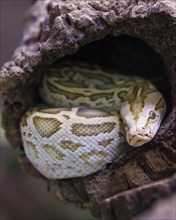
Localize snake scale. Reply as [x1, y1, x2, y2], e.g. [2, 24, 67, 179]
[20, 63, 166, 179]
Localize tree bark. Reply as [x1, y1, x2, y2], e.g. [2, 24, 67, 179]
[0, 0, 176, 219]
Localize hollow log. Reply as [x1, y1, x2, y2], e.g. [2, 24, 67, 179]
[0, 0, 176, 219]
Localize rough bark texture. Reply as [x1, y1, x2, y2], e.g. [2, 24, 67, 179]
[0, 0, 176, 219]
[101, 174, 176, 220]
[133, 192, 176, 220]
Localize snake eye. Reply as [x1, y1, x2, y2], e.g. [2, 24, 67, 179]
[149, 110, 156, 119]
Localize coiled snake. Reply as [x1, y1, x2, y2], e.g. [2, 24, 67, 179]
[20, 63, 166, 179]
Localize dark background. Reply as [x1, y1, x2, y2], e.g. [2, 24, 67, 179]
[0, 0, 32, 66]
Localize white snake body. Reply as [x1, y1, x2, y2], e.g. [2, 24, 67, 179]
[20, 64, 166, 179]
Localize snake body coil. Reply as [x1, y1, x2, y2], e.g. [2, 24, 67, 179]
[20, 64, 166, 179]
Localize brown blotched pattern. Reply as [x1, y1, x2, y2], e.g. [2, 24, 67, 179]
[33, 116, 62, 138]
[25, 141, 39, 158]
[42, 145, 65, 160]
[60, 140, 83, 152]
[99, 139, 113, 147]
[71, 122, 116, 136]
[80, 150, 108, 166]
[77, 108, 111, 118]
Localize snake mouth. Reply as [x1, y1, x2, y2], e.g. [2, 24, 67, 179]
[127, 133, 153, 147]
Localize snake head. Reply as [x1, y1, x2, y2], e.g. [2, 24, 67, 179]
[120, 91, 166, 147]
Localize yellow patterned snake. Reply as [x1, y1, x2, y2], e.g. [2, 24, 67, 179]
[20, 64, 166, 179]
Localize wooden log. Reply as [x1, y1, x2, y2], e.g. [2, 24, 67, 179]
[1, 1, 176, 219]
